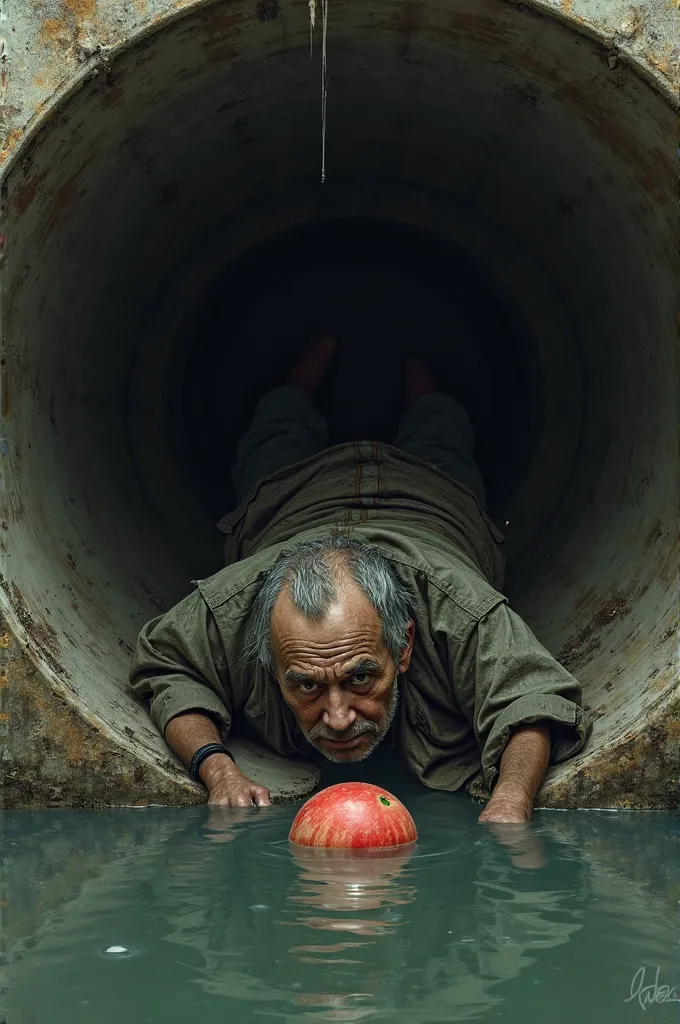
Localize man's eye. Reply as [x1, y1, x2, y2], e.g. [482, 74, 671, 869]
[353, 672, 371, 684]
[299, 681, 318, 693]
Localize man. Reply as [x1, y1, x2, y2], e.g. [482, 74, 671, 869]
[130, 338, 591, 822]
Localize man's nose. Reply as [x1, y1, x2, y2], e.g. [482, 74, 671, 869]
[322, 689, 356, 732]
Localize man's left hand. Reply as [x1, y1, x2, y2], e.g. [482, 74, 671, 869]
[478, 786, 531, 823]
[478, 722, 551, 823]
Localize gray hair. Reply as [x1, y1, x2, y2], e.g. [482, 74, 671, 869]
[247, 537, 412, 672]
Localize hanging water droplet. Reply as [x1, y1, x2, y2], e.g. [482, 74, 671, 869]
[321, 0, 328, 182]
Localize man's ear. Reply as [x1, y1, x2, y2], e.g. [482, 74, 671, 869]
[397, 619, 416, 674]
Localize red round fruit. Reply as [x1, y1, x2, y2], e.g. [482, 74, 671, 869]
[288, 782, 418, 849]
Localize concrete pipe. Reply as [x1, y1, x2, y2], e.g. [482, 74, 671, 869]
[0, 0, 677, 808]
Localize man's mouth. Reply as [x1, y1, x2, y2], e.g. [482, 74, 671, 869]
[318, 734, 369, 751]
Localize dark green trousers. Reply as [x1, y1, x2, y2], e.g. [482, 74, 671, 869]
[232, 387, 487, 510]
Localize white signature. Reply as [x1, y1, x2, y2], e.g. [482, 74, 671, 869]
[624, 967, 680, 1010]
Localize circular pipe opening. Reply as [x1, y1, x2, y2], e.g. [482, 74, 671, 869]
[2, 0, 677, 805]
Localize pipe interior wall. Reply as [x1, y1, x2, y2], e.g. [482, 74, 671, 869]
[1, 0, 677, 807]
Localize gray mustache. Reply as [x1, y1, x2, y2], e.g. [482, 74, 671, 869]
[308, 719, 380, 742]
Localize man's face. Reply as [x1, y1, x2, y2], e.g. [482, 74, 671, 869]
[270, 576, 414, 763]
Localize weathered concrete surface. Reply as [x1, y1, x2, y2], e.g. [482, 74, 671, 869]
[1, 608, 321, 806]
[1, 0, 677, 164]
[0, 0, 677, 807]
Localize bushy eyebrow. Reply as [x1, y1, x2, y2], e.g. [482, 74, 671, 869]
[284, 670, 317, 686]
[284, 659, 381, 687]
[348, 659, 381, 676]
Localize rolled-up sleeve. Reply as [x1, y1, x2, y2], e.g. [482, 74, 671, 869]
[456, 601, 592, 789]
[129, 589, 232, 737]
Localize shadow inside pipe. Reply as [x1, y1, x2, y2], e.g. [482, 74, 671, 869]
[170, 219, 544, 535]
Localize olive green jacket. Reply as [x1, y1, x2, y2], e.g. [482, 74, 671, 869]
[130, 442, 591, 792]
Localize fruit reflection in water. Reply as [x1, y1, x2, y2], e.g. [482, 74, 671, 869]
[289, 843, 417, 913]
[285, 845, 417, 1019]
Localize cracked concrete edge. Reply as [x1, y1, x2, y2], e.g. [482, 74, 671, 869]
[0, 0, 678, 172]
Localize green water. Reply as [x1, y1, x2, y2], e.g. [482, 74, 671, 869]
[1, 793, 678, 1023]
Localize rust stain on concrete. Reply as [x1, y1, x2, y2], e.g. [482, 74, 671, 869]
[0, 129, 24, 164]
[61, 0, 97, 21]
[33, 153, 96, 241]
[3, 647, 200, 808]
[200, 6, 243, 56]
[13, 170, 47, 215]
[42, 180, 80, 237]
[39, 17, 71, 46]
[644, 46, 676, 80]
[558, 590, 631, 668]
[541, 696, 680, 810]
[444, 12, 506, 49]
[206, 6, 244, 31]
[100, 75, 125, 107]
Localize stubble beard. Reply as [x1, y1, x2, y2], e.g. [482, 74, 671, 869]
[303, 675, 400, 764]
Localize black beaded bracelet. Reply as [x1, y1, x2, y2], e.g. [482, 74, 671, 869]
[189, 743, 235, 783]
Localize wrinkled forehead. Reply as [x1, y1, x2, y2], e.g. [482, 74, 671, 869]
[270, 578, 387, 667]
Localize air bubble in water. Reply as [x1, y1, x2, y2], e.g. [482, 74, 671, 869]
[97, 945, 142, 959]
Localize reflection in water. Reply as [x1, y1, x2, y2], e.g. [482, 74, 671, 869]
[288, 843, 416, 912]
[2, 800, 679, 1024]
[284, 846, 417, 1019]
[481, 821, 548, 870]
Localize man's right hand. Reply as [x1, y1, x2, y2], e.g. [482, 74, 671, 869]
[164, 713, 273, 808]
[201, 754, 272, 807]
